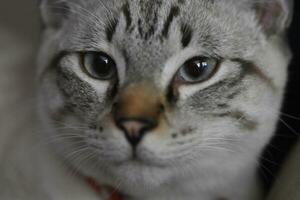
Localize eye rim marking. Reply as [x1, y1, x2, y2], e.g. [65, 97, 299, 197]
[231, 58, 276, 91]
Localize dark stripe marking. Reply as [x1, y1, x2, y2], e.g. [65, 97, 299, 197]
[181, 23, 193, 47]
[214, 111, 258, 131]
[178, 0, 185, 4]
[106, 18, 119, 42]
[162, 6, 180, 38]
[251, 63, 276, 91]
[232, 59, 276, 91]
[122, 2, 132, 31]
[217, 103, 229, 109]
[137, 19, 143, 38]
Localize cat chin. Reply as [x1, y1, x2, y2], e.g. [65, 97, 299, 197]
[106, 161, 174, 195]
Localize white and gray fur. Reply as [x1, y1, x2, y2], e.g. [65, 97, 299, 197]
[3, 0, 293, 200]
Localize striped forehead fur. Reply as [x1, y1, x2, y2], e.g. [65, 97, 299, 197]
[55, 0, 263, 61]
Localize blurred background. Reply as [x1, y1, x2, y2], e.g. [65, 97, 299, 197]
[0, 0, 299, 196]
[0, 1, 39, 149]
[0, 1, 39, 44]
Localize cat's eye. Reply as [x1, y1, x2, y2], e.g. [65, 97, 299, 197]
[81, 52, 117, 80]
[175, 57, 219, 83]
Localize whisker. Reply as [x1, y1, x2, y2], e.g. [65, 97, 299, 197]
[280, 112, 300, 121]
[279, 118, 299, 136]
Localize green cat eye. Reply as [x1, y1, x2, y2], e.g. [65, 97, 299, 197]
[176, 57, 218, 83]
[81, 52, 117, 80]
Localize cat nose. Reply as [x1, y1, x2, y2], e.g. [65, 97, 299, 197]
[116, 117, 156, 147]
[112, 83, 164, 147]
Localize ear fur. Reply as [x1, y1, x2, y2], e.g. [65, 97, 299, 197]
[254, 0, 294, 35]
[39, 0, 70, 30]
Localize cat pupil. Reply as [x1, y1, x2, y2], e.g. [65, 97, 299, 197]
[184, 59, 208, 79]
[93, 55, 111, 75]
[83, 52, 116, 80]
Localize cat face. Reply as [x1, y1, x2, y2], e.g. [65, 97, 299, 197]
[37, 0, 292, 195]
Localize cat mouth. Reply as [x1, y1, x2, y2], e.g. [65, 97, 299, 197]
[115, 159, 166, 170]
[113, 152, 168, 168]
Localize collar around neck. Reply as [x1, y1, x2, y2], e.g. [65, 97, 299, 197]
[86, 177, 123, 200]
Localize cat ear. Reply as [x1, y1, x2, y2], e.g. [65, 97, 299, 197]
[39, 0, 70, 30]
[254, 0, 294, 35]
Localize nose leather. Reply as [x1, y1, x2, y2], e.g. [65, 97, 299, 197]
[122, 121, 147, 136]
[116, 117, 156, 147]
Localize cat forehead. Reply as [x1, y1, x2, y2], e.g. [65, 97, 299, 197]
[61, 0, 261, 59]
[75, 0, 253, 35]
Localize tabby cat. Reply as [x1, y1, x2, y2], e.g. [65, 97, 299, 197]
[1, 0, 294, 200]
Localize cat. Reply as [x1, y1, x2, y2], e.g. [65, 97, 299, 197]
[0, 0, 293, 200]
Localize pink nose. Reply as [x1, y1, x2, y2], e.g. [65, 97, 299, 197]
[122, 121, 146, 136]
[116, 118, 156, 147]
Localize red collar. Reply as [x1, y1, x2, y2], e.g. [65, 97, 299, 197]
[86, 177, 123, 200]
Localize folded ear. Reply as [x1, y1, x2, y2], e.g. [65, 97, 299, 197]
[39, 0, 70, 30]
[255, 0, 294, 35]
